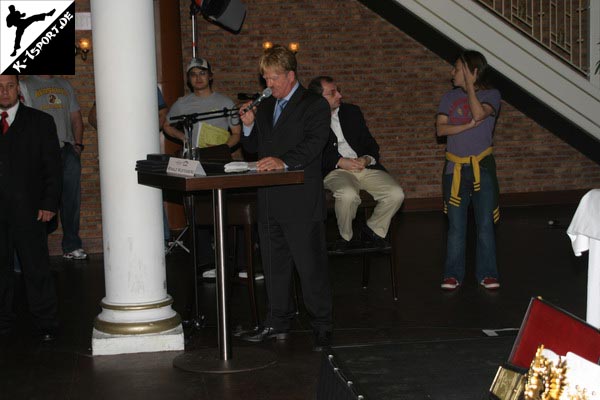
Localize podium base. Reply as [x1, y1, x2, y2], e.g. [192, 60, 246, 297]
[173, 347, 277, 374]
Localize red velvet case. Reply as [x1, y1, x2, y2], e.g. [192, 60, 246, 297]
[508, 297, 600, 369]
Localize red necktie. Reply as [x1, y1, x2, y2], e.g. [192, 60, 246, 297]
[0, 112, 8, 135]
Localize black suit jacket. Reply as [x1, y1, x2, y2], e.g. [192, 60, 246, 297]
[0, 104, 61, 227]
[322, 103, 386, 176]
[242, 85, 330, 222]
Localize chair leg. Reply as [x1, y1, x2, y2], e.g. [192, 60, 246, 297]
[361, 206, 371, 289]
[244, 223, 259, 327]
[389, 215, 398, 301]
[229, 226, 238, 266]
[362, 253, 370, 289]
[293, 272, 300, 315]
[389, 253, 398, 300]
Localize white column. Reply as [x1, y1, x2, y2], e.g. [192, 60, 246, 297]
[90, 0, 183, 355]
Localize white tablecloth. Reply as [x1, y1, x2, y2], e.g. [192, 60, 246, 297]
[567, 189, 600, 328]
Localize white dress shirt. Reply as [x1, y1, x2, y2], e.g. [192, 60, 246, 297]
[331, 107, 375, 167]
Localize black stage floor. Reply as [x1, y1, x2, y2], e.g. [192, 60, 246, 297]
[0, 204, 589, 399]
[318, 336, 516, 400]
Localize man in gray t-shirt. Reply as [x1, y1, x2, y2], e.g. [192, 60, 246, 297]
[164, 58, 240, 151]
[164, 58, 242, 273]
[21, 75, 82, 148]
[20, 75, 87, 260]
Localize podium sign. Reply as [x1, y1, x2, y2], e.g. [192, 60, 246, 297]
[167, 158, 206, 177]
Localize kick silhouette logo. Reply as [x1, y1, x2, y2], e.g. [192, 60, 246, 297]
[0, 1, 75, 75]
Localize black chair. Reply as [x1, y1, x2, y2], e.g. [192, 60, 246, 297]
[325, 190, 399, 301]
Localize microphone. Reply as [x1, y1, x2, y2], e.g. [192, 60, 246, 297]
[238, 92, 260, 101]
[242, 88, 272, 113]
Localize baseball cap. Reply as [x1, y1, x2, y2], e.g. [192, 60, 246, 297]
[187, 58, 212, 73]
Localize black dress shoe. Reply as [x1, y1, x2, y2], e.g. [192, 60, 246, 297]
[240, 326, 289, 343]
[371, 236, 390, 249]
[232, 324, 257, 337]
[330, 238, 350, 253]
[360, 224, 390, 249]
[313, 331, 332, 352]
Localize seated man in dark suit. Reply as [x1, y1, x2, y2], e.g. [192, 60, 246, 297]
[0, 74, 62, 342]
[308, 76, 405, 250]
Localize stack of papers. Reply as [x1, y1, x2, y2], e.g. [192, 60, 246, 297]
[224, 161, 258, 173]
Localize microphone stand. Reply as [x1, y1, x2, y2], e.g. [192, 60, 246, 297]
[171, 108, 240, 159]
[177, 114, 204, 334]
[190, 1, 201, 58]
[184, 3, 206, 334]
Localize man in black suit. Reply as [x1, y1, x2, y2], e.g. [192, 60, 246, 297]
[239, 46, 332, 351]
[0, 74, 61, 341]
[309, 76, 404, 251]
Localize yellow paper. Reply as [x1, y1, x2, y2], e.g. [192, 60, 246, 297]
[196, 122, 230, 148]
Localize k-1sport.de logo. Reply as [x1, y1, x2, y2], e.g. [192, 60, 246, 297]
[0, 1, 75, 75]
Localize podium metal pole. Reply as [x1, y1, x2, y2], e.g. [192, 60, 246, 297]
[173, 186, 277, 373]
[213, 188, 231, 359]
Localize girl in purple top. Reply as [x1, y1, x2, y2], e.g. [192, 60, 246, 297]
[436, 50, 501, 291]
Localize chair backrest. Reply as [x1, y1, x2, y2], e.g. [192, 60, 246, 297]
[194, 192, 256, 226]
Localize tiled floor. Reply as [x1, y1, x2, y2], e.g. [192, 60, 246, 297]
[0, 204, 589, 399]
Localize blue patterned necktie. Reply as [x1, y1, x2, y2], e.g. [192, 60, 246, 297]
[273, 99, 288, 125]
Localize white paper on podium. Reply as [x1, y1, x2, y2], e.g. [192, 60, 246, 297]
[223, 161, 258, 173]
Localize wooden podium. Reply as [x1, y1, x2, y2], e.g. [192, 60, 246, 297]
[138, 169, 304, 373]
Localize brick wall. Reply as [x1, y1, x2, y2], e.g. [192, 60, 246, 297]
[179, 0, 600, 197]
[50, 0, 600, 255]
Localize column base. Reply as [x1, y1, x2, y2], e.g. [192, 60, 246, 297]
[92, 325, 184, 356]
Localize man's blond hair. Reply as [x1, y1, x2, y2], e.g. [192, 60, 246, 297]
[259, 45, 297, 75]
